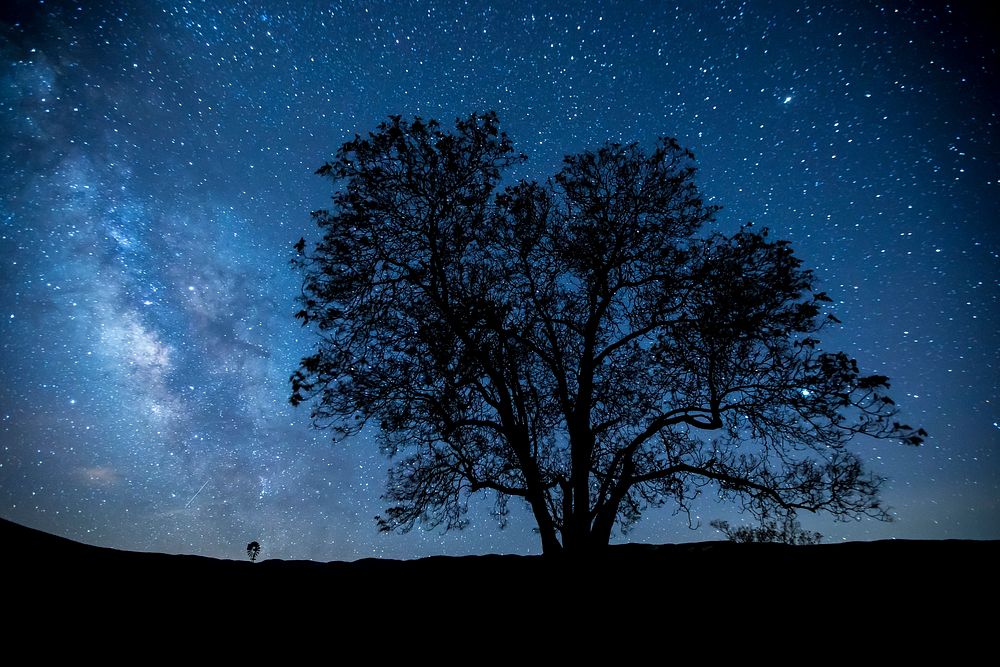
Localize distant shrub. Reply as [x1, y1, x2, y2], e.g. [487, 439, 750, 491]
[711, 517, 823, 545]
[246, 541, 261, 562]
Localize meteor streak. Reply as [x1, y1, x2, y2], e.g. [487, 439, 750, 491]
[184, 479, 210, 508]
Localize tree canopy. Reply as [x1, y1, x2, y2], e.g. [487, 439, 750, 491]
[291, 112, 924, 556]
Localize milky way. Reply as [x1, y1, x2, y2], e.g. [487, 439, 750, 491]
[1, 0, 997, 561]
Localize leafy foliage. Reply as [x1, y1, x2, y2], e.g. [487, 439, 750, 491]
[711, 517, 823, 545]
[292, 112, 923, 555]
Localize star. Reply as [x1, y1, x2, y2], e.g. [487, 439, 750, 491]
[0, 0, 995, 560]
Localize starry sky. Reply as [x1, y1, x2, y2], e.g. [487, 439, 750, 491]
[1, 0, 997, 561]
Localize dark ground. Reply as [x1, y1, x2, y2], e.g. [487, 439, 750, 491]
[4, 517, 996, 645]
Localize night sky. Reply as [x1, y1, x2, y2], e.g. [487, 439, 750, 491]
[1, 0, 996, 561]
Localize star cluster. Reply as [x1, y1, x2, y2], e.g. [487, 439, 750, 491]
[1, 0, 996, 560]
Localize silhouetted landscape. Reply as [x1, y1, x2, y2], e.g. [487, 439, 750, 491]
[3, 7, 996, 635]
[7, 517, 996, 620]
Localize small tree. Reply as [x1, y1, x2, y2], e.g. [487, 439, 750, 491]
[291, 112, 924, 556]
[711, 517, 823, 545]
[246, 541, 261, 563]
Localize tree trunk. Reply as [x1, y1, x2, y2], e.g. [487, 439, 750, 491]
[504, 426, 563, 556]
[527, 491, 563, 556]
[589, 503, 617, 549]
[589, 455, 634, 551]
[567, 414, 595, 556]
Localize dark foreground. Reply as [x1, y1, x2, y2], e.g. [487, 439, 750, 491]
[4, 517, 997, 640]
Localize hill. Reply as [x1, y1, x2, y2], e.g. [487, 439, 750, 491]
[3, 516, 997, 636]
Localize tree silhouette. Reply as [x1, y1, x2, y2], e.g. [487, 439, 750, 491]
[291, 112, 924, 556]
[711, 517, 823, 545]
[246, 541, 260, 563]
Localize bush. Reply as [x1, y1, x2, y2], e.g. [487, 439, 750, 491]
[711, 517, 823, 545]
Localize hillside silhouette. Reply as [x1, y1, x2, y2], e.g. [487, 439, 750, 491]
[5, 517, 997, 617]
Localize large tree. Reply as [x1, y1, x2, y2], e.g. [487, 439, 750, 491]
[291, 112, 923, 556]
